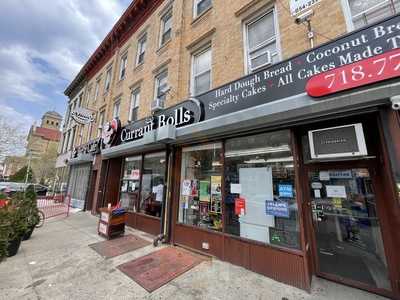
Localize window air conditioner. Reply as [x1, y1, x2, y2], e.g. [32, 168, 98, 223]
[151, 98, 165, 112]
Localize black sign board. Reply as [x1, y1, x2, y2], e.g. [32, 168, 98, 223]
[196, 14, 400, 120]
[119, 99, 202, 144]
[308, 123, 368, 159]
[72, 138, 101, 159]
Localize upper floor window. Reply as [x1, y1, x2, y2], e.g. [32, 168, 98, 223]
[97, 111, 105, 137]
[119, 54, 128, 80]
[104, 67, 112, 92]
[113, 100, 121, 119]
[136, 34, 147, 65]
[245, 10, 278, 73]
[194, 0, 212, 17]
[86, 86, 92, 107]
[129, 88, 140, 122]
[94, 78, 100, 102]
[154, 69, 168, 103]
[160, 9, 172, 46]
[345, 0, 399, 30]
[191, 46, 212, 95]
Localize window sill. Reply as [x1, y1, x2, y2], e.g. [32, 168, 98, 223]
[157, 39, 171, 55]
[134, 63, 144, 72]
[191, 6, 213, 26]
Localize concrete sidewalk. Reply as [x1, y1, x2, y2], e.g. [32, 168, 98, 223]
[0, 212, 387, 300]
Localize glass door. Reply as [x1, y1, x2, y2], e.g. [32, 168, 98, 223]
[308, 168, 391, 291]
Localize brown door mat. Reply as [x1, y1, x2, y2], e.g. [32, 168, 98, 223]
[117, 246, 207, 293]
[89, 234, 151, 259]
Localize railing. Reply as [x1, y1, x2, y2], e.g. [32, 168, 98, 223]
[37, 194, 71, 219]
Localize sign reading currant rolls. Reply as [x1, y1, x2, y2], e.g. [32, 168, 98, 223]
[197, 15, 400, 120]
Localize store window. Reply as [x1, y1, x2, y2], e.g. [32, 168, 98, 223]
[160, 9, 172, 47]
[245, 10, 279, 73]
[178, 143, 223, 231]
[139, 152, 167, 218]
[191, 46, 212, 96]
[120, 156, 142, 212]
[194, 0, 212, 17]
[224, 130, 300, 249]
[129, 88, 140, 122]
[136, 34, 147, 66]
[345, 0, 399, 30]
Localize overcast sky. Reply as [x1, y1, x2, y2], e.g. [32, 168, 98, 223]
[0, 0, 131, 141]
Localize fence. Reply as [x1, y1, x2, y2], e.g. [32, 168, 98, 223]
[37, 194, 71, 219]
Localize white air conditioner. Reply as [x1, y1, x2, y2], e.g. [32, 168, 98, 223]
[151, 98, 165, 112]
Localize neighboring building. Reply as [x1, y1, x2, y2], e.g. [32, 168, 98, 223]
[26, 111, 62, 158]
[60, 1, 400, 298]
[1, 156, 27, 179]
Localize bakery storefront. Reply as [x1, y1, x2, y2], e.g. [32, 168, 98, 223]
[102, 16, 400, 299]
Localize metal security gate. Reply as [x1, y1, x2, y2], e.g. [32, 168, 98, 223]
[67, 163, 91, 210]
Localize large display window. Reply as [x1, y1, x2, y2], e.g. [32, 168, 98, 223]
[224, 130, 300, 249]
[139, 152, 166, 218]
[178, 143, 223, 231]
[120, 156, 142, 212]
[119, 152, 166, 218]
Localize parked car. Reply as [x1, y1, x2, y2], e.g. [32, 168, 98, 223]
[0, 182, 48, 196]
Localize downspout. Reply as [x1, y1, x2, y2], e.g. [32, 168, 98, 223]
[154, 145, 174, 246]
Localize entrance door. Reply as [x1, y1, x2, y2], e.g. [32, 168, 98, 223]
[308, 167, 392, 292]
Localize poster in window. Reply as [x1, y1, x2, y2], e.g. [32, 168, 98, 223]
[132, 169, 140, 180]
[191, 180, 199, 197]
[235, 197, 246, 215]
[211, 176, 222, 195]
[182, 179, 192, 196]
[152, 184, 164, 202]
[199, 181, 210, 202]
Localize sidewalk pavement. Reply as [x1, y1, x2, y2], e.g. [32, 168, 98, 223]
[0, 212, 387, 300]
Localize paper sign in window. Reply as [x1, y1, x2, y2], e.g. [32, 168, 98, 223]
[326, 185, 347, 198]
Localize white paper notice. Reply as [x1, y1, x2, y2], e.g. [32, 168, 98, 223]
[319, 171, 330, 181]
[182, 180, 192, 196]
[326, 185, 347, 198]
[230, 184, 242, 194]
[314, 189, 321, 198]
[152, 184, 164, 202]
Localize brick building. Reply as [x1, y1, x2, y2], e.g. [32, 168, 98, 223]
[59, 1, 400, 298]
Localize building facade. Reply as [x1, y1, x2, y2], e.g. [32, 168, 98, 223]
[60, 1, 400, 298]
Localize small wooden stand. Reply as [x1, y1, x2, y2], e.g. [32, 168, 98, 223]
[98, 207, 126, 239]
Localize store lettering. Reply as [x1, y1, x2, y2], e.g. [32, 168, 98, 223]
[121, 107, 193, 143]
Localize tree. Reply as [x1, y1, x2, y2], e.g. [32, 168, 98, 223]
[9, 166, 34, 183]
[0, 116, 28, 163]
[30, 143, 58, 186]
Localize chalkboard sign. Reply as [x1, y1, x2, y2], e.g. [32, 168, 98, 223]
[269, 227, 300, 249]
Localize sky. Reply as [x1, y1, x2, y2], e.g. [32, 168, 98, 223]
[0, 0, 132, 154]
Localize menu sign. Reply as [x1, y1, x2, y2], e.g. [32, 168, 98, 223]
[196, 15, 400, 120]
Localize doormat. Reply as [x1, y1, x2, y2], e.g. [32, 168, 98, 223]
[89, 234, 151, 259]
[117, 247, 207, 292]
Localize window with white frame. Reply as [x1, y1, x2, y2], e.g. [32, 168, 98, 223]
[94, 78, 100, 102]
[136, 34, 147, 65]
[345, 0, 399, 30]
[113, 100, 121, 119]
[160, 9, 172, 46]
[97, 111, 105, 137]
[119, 55, 128, 80]
[245, 10, 278, 73]
[191, 47, 212, 95]
[154, 69, 168, 103]
[194, 0, 212, 17]
[104, 67, 112, 92]
[129, 88, 140, 122]
[85, 86, 92, 107]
